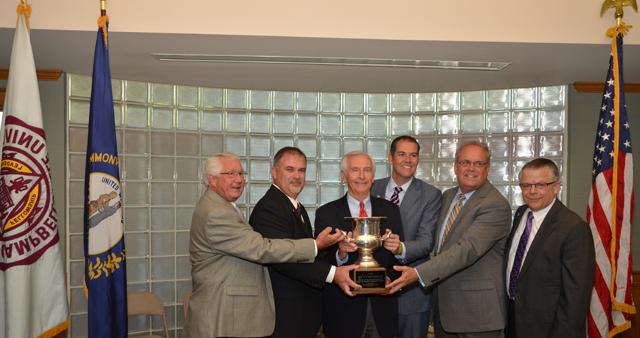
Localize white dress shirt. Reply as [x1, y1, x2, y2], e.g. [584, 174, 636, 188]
[505, 200, 555, 293]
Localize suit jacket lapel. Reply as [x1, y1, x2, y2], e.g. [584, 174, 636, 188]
[269, 185, 312, 237]
[338, 195, 355, 231]
[400, 178, 420, 215]
[518, 200, 561, 278]
[440, 182, 492, 249]
[372, 177, 390, 199]
[434, 188, 457, 252]
[299, 204, 313, 237]
[507, 205, 528, 254]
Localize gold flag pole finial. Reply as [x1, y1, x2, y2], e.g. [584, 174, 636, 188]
[98, 0, 109, 47]
[17, 0, 31, 30]
[601, 0, 637, 36]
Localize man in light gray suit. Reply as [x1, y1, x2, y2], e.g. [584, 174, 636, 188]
[186, 153, 344, 338]
[387, 141, 512, 337]
[372, 135, 441, 338]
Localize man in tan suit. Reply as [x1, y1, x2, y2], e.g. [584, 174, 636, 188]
[186, 152, 344, 338]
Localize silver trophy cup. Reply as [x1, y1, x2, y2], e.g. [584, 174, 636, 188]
[345, 216, 391, 294]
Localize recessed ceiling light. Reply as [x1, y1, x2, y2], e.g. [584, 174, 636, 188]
[151, 54, 510, 71]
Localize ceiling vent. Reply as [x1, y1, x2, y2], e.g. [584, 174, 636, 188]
[151, 54, 510, 71]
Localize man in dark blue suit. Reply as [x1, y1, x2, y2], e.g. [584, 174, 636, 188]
[316, 151, 404, 338]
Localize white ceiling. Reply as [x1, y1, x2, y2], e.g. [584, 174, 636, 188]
[1, 0, 639, 93]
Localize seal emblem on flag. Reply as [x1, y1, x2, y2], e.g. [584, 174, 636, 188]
[86, 172, 122, 254]
[0, 116, 59, 269]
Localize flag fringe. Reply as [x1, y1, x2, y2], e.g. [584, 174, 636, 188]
[36, 320, 69, 338]
[98, 15, 109, 47]
[606, 320, 631, 338]
[606, 21, 632, 37]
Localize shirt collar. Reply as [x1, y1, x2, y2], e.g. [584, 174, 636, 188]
[527, 199, 555, 222]
[389, 176, 413, 191]
[273, 184, 299, 208]
[455, 188, 476, 201]
[347, 192, 370, 205]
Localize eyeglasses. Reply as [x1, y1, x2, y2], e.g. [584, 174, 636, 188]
[519, 181, 557, 190]
[457, 160, 488, 168]
[219, 171, 246, 178]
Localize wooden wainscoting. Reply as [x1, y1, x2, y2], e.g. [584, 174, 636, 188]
[0, 69, 62, 107]
[575, 82, 640, 93]
[618, 271, 639, 337]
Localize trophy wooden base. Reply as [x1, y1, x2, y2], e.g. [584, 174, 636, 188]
[351, 267, 388, 295]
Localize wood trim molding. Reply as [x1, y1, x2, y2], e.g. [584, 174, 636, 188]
[0, 88, 4, 106]
[620, 271, 640, 338]
[574, 82, 640, 93]
[0, 69, 63, 81]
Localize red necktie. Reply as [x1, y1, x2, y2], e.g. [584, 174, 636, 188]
[358, 200, 368, 217]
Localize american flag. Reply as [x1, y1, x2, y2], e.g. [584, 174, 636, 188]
[586, 33, 636, 338]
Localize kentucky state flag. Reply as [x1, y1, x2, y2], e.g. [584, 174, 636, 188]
[83, 17, 128, 338]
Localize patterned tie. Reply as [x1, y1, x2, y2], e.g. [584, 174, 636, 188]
[439, 193, 466, 252]
[358, 200, 368, 217]
[390, 186, 403, 205]
[508, 211, 534, 300]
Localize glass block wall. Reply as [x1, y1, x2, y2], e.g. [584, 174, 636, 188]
[65, 73, 567, 337]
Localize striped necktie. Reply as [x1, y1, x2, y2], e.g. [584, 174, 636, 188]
[390, 186, 403, 205]
[439, 194, 466, 252]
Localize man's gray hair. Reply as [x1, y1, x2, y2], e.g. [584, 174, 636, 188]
[340, 151, 376, 175]
[455, 140, 491, 163]
[202, 152, 239, 187]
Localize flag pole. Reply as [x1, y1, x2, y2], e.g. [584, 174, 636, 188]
[600, 0, 636, 316]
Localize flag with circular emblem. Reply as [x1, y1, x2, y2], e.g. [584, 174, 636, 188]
[0, 2, 69, 337]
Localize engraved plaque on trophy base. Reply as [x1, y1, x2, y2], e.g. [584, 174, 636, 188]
[351, 267, 388, 295]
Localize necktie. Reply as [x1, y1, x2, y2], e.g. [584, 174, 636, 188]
[358, 200, 368, 217]
[293, 204, 304, 223]
[390, 186, 403, 205]
[439, 194, 465, 252]
[508, 211, 534, 300]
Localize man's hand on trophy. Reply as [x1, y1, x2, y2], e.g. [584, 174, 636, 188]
[337, 231, 357, 260]
[383, 232, 401, 254]
[315, 226, 345, 250]
[385, 265, 419, 294]
[333, 264, 361, 296]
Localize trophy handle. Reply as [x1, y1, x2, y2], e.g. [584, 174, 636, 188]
[339, 229, 355, 243]
[343, 228, 392, 242]
[380, 228, 392, 241]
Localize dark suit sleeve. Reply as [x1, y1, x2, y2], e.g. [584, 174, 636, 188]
[314, 206, 340, 265]
[550, 221, 595, 337]
[250, 202, 331, 289]
[404, 187, 442, 263]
